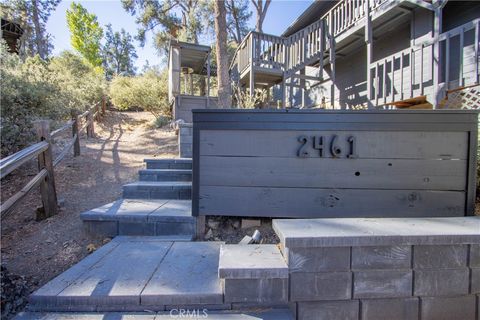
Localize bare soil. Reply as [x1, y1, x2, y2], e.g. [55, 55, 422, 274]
[1, 111, 177, 316]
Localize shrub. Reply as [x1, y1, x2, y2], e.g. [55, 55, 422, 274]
[109, 69, 171, 118]
[0, 42, 106, 156]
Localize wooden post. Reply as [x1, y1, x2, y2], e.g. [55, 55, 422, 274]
[86, 109, 94, 138]
[329, 13, 336, 109]
[249, 35, 255, 98]
[365, 0, 373, 108]
[34, 120, 58, 220]
[432, 7, 442, 108]
[207, 52, 211, 107]
[71, 109, 81, 156]
[101, 96, 106, 115]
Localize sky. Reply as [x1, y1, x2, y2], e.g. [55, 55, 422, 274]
[46, 0, 313, 70]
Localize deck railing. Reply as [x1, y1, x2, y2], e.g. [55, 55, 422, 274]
[231, 0, 389, 78]
[0, 98, 106, 219]
[369, 18, 480, 106]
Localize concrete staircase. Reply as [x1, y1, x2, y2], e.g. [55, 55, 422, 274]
[80, 158, 195, 239]
[20, 237, 294, 319]
[123, 159, 192, 200]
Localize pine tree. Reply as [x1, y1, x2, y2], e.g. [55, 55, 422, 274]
[214, 0, 231, 109]
[102, 24, 138, 79]
[251, 0, 271, 33]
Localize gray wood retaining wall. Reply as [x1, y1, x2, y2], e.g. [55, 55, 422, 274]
[192, 110, 478, 218]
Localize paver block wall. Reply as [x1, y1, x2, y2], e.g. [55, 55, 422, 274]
[273, 217, 480, 320]
[178, 123, 193, 158]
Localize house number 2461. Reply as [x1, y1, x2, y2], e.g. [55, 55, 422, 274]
[297, 135, 357, 158]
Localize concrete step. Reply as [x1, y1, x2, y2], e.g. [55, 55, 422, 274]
[28, 239, 227, 312]
[219, 244, 288, 280]
[219, 245, 289, 305]
[144, 158, 192, 170]
[80, 199, 195, 237]
[122, 181, 191, 200]
[16, 309, 294, 319]
[139, 169, 192, 182]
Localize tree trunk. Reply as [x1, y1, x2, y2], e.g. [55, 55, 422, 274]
[252, 0, 271, 33]
[214, 0, 232, 109]
[31, 0, 45, 58]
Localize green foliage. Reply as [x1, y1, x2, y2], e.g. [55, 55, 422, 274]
[1, 0, 61, 58]
[109, 68, 171, 118]
[66, 2, 103, 67]
[225, 0, 252, 45]
[102, 24, 138, 79]
[122, 0, 211, 52]
[154, 116, 170, 128]
[0, 41, 106, 156]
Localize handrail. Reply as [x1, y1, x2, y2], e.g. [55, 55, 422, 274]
[0, 169, 48, 217]
[50, 120, 74, 139]
[230, 0, 390, 75]
[0, 141, 49, 179]
[53, 133, 78, 167]
[0, 97, 106, 219]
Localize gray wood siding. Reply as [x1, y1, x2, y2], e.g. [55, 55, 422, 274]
[199, 130, 468, 159]
[199, 186, 465, 218]
[200, 157, 467, 190]
[193, 110, 477, 218]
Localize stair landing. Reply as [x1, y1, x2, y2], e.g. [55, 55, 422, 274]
[15, 309, 294, 319]
[80, 199, 195, 238]
[29, 237, 224, 312]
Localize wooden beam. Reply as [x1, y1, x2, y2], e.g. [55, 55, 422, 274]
[34, 120, 58, 220]
[207, 52, 210, 107]
[329, 13, 336, 109]
[366, 0, 373, 108]
[432, 7, 442, 107]
[404, 0, 434, 11]
[291, 74, 323, 81]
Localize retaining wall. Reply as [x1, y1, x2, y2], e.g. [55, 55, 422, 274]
[178, 122, 193, 158]
[273, 217, 480, 320]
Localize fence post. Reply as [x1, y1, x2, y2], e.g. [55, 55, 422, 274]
[95, 103, 101, 121]
[71, 109, 81, 156]
[34, 120, 58, 220]
[86, 109, 94, 138]
[101, 96, 106, 116]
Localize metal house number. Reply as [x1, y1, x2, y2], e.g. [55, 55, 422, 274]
[297, 135, 357, 158]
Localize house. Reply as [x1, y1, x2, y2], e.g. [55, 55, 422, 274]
[230, 0, 480, 108]
[1, 18, 24, 54]
[168, 40, 218, 123]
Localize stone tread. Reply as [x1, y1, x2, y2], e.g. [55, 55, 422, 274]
[123, 181, 192, 187]
[15, 309, 294, 319]
[144, 158, 192, 169]
[219, 245, 288, 279]
[139, 169, 192, 182]
[29, 239, 226, 312]
[80, 199, 193, 223]
[143, 158, 192, 164]
[273, 217, 480, 248]
[141, 242, 224, 306]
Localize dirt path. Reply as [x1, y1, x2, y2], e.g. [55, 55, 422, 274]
[1, 111, 177, 296]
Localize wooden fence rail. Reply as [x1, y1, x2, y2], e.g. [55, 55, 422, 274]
[0, 97, 106, 219]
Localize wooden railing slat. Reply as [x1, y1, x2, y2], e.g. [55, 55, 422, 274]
[0, 141, 49, 179]
[50, 120, 74, 139]
[0, 168, 48, 217]
[53, 133, 78, 167]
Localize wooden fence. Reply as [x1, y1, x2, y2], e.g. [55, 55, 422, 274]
[0, 97, 107, 220]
